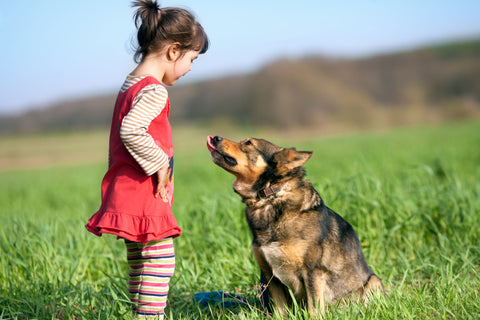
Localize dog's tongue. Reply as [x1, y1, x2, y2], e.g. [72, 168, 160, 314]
[207, 136, 216, 152]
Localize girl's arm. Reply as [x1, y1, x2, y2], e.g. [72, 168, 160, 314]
[120, 84, 169, 176]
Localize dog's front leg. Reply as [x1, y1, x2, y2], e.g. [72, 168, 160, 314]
[304, 268, 328, 317]
[266, 275, 292, 316]
[253, 245, 290, 315]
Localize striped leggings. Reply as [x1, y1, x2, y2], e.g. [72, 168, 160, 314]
[125, 237, 175, 319]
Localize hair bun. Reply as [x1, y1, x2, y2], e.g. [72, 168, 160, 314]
[132, 0, 161, 27]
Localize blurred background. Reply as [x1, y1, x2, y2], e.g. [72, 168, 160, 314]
[0, 0, 479, 134]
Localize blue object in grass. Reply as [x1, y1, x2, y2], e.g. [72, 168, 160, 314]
[193, 291, 249, 308]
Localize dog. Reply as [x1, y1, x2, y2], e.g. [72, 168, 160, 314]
[207, 135, 383, 316]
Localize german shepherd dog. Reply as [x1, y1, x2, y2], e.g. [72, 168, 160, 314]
[207, 136, 383, 316]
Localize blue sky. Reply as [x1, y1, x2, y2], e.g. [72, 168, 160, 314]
[0, 0, 479, 114]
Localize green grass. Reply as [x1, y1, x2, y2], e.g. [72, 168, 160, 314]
[1, 121, 479, 319]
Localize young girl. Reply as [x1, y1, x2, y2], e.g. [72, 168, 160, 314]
[85, 1, 208, 318]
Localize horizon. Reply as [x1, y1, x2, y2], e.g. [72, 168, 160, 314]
[1, 0, 480, 115]
[2, 35, 479, 118]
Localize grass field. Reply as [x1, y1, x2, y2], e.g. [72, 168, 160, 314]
[0, 121, 479, 319]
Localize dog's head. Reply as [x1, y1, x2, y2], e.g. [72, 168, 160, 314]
[207, 136, 312, 195]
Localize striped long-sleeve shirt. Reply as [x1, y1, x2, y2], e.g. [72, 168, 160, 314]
[119, 75, 169, 176]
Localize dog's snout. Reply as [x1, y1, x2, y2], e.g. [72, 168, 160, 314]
[207, 136, 223, 152]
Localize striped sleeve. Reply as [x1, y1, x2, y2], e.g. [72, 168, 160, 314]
[120, 84, 169, 176]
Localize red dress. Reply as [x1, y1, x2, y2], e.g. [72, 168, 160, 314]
[85, 76, 181, 243]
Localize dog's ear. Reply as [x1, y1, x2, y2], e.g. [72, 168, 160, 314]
[273, 148, 312, 171]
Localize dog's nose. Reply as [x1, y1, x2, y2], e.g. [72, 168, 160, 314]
[213, 136, 223, 143]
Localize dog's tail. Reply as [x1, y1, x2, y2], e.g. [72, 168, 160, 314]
[362, 274, 384, 304]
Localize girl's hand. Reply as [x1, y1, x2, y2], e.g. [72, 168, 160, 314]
[155, 166, 169, 202]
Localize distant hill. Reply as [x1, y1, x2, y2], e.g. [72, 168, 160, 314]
[1, 37, 479, 135]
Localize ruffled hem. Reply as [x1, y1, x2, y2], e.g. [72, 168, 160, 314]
[85, 211, 181, 244]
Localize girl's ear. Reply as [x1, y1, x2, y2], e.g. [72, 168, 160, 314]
[167, 42, 182, 61]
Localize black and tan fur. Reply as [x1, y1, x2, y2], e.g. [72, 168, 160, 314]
[207, 136, 383, 316]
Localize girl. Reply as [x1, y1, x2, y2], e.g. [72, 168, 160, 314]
[85, 1, 208, 318]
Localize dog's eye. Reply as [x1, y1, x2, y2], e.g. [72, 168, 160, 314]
[244, 140, 252, 146]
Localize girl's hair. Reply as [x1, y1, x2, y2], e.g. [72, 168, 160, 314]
[131, 0, 209, 63]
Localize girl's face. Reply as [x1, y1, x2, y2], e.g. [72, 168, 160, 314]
[163, 50, 199, 86]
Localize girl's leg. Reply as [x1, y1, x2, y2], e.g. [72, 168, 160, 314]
[126, 238, 175, 319]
